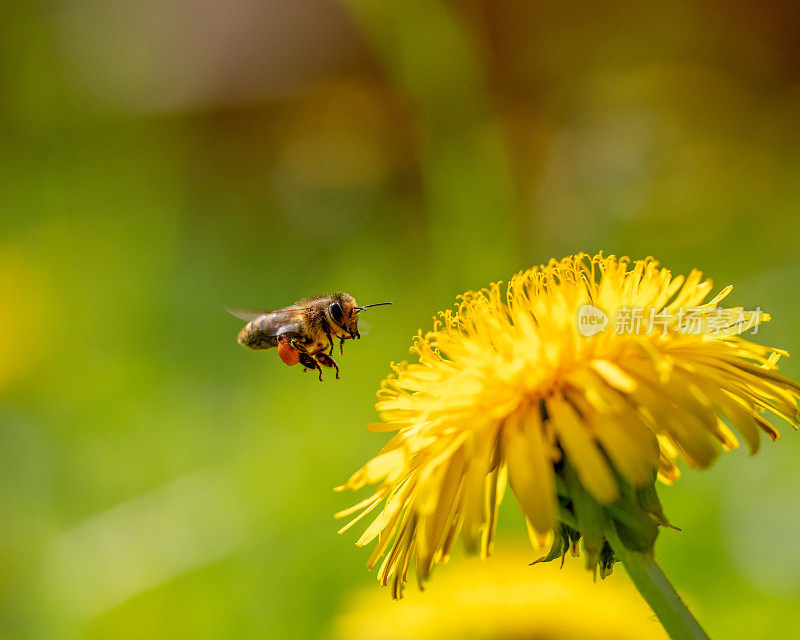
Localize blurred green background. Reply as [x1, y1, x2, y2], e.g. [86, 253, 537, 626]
[2, 1, 799, 638]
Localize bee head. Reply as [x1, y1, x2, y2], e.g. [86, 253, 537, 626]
[327, 293, 392, 340]
[327, 293, 360, 339]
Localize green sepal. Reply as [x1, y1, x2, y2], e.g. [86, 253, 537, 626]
[598, 539, 616, 578]
[601, 469, 660, 554]
[604, 497, 659, 553]
[562, 462, 607, 570]
[531, 524, 579, 567]
[637, 483, 680, 530]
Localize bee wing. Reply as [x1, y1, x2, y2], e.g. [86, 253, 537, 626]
[226, 308, 270, 322]
[357, 317, 372, 336]
[262, 308, 307, 337]
[273, 321, 302, 337]
[227, 305, 314, 322]
[228, 306, 307, 339]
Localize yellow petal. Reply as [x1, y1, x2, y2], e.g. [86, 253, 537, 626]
[591, 360, 637, 394]
[568, 388, 659, 487]
[547, 395, 618, 504]
[502, 407, 557, 534]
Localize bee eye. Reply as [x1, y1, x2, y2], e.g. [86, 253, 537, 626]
[329, 301, 344, 325]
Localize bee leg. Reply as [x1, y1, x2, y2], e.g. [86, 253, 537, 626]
[297, 351, 315, 367]
[314, 352, 340, 380]
[324, 330, 335, 356]
[339, 337, 346, 355]
[298, 351, 323, 381]
[289, 338, 308, 353]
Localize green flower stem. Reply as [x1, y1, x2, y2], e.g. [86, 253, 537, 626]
[603, 522, 711, 640]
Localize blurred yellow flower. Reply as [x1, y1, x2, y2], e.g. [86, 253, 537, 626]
[333, 548, 669, 640]
[0, 247, 51, 390]
[336, 253, 800, 597]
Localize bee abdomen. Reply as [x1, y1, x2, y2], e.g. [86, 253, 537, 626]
[238, 315, 279, 350]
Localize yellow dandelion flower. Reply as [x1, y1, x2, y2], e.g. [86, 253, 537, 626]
[336, 253, 800, 605]
[333, 548, 669, 640]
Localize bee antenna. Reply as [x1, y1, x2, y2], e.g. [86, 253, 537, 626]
[354, 302, 393, 312]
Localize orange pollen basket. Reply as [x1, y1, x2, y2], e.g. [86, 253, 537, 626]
[278, 339, 300, 366]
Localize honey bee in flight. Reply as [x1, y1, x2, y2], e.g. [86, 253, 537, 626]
[231, 293, 392, 381]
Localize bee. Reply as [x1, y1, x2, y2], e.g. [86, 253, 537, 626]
[230, 293, 392, 381]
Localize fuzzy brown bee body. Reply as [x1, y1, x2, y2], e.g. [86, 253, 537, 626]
[231, 293, 391, 381]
